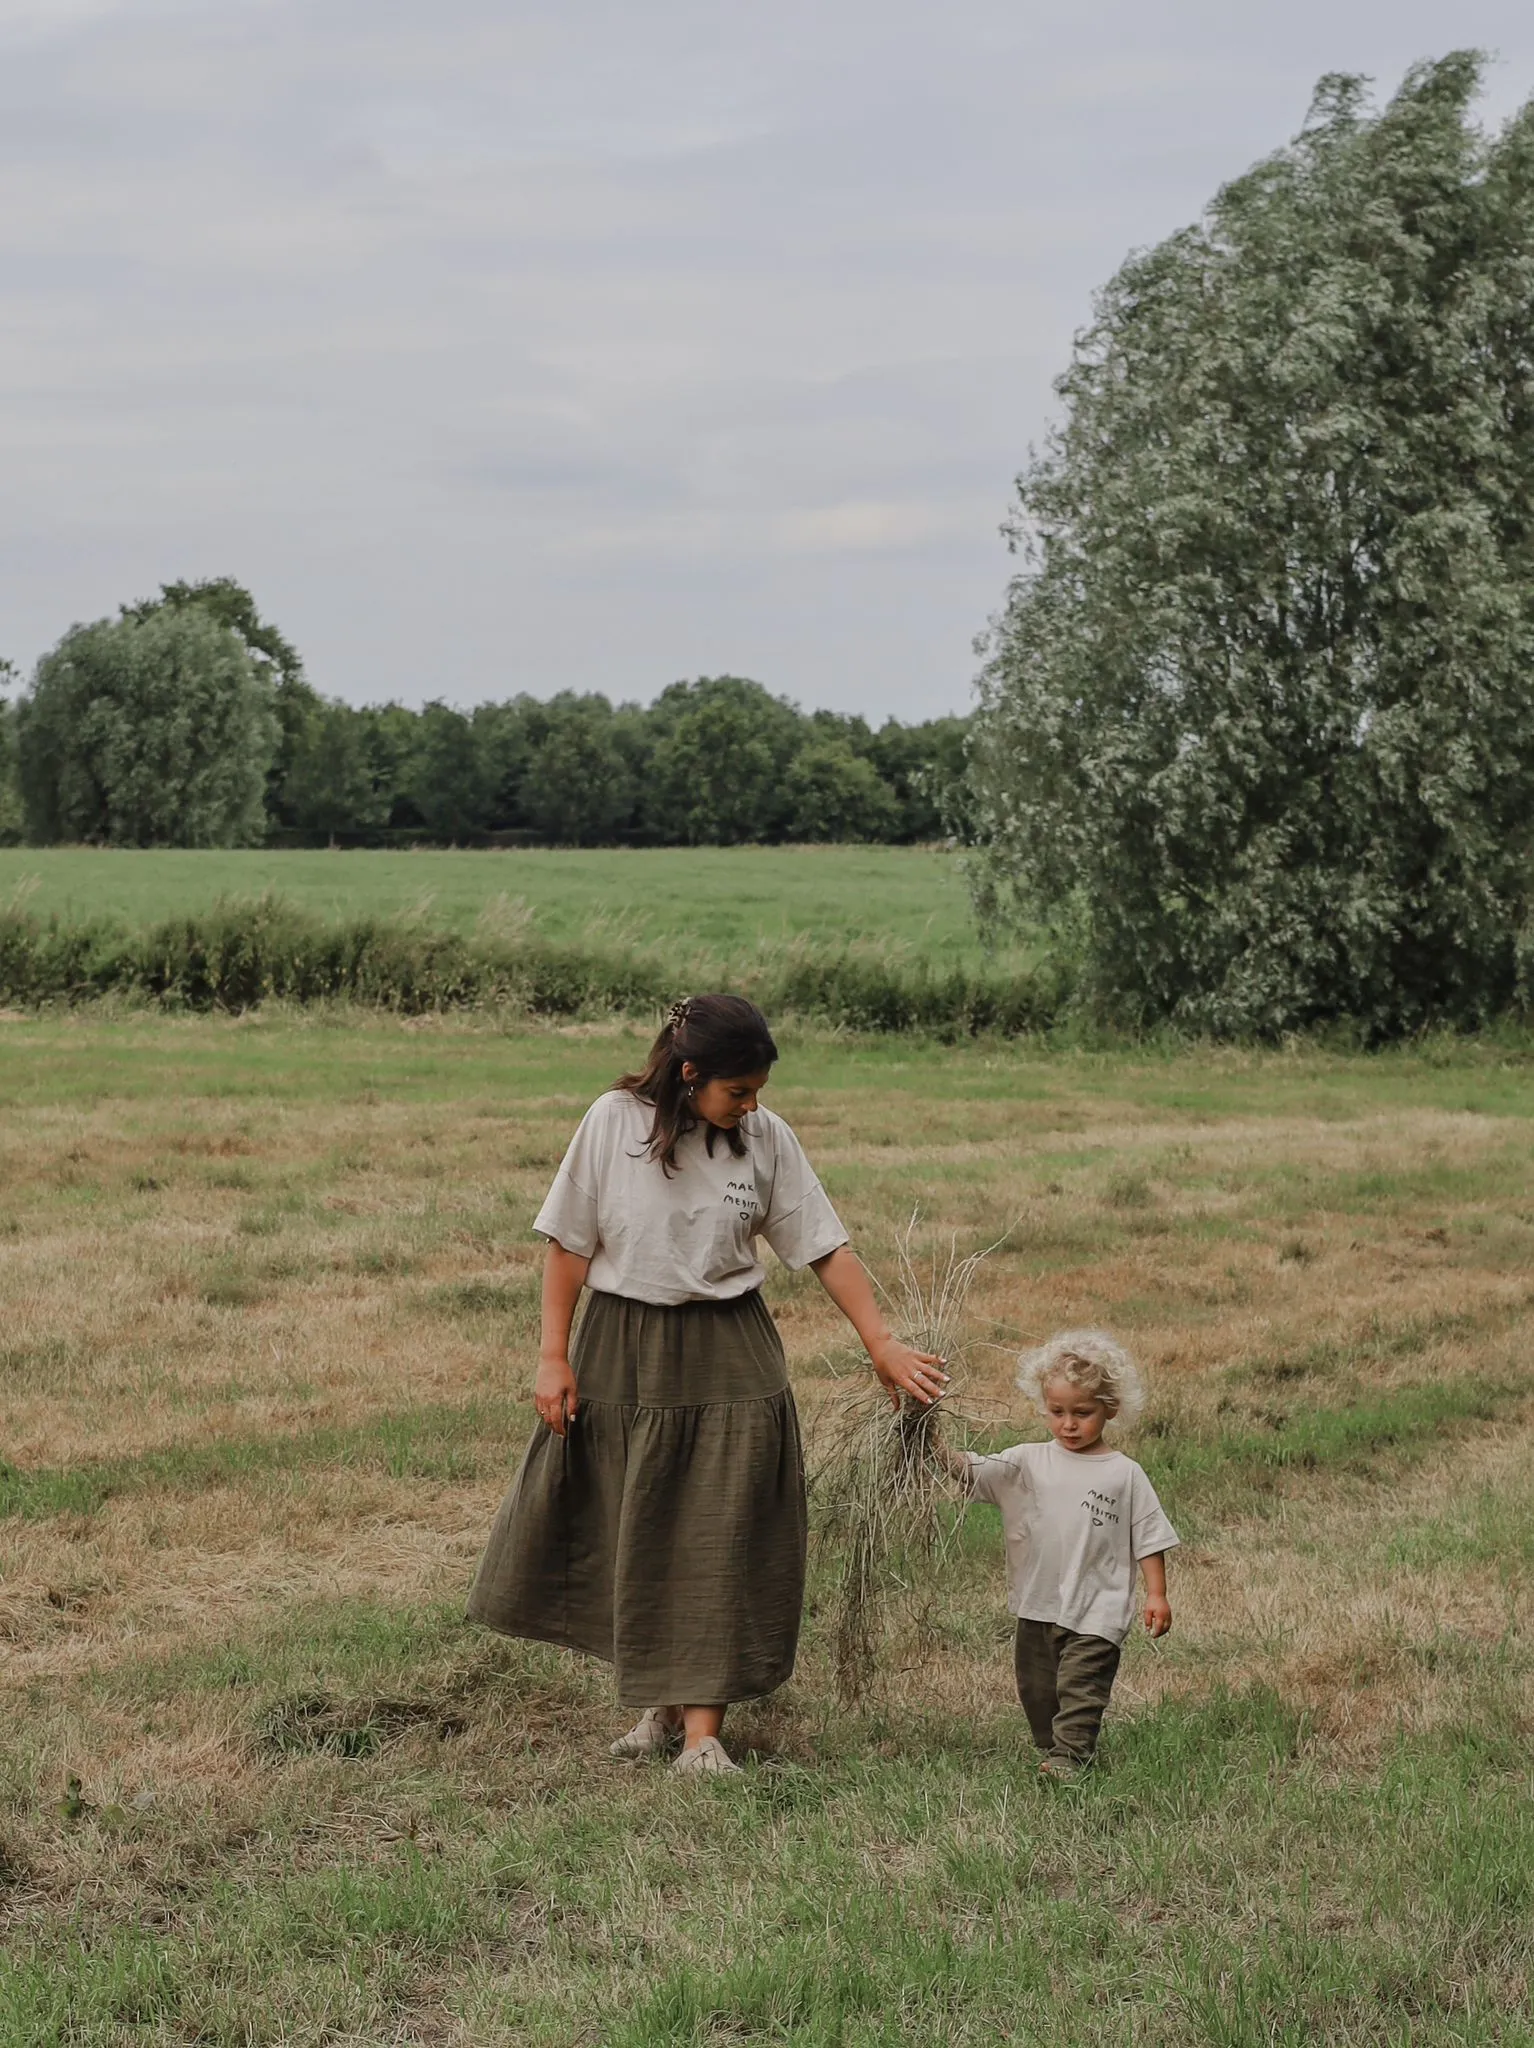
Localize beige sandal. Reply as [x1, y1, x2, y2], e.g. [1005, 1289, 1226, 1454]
[609, 1709, 683, 1761]
[671, 1736, 741, 1776]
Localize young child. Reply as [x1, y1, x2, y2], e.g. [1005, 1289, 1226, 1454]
[942, 1329, 1177, 1780]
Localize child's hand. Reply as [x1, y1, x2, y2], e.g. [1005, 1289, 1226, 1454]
[927, 1416, 973, 1483]
[1144, 1595, 1172, 1638]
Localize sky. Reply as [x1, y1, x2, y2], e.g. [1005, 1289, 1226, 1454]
[3, 3, 1532, 723]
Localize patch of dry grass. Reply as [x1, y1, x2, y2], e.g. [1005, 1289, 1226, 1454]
[1, 1013, 1531, 2042]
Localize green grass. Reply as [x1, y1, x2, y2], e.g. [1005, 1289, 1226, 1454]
[0, 845, 990, 965]
[1387, 1467, 1534, 1571]
[2, 1004, 1532, 1120]
[4, 1368, 1502, 1547]
[5, 1657, 1530, 2045]
[0, 1399, 530, 1522]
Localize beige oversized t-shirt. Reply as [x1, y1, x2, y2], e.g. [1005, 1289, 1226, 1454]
[965, 1441, 1179, 1645]
[533, 1090, 848, 1306]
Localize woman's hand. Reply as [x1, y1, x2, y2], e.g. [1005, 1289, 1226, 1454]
[808, 1248, 951, 1412]
[870, 1338, 949, 1411]
[534, 1353, 579, 1436]
[535, 1243, 590, 1437]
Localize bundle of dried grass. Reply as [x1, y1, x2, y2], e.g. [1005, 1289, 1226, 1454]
[810, 1214, 1006, 1706]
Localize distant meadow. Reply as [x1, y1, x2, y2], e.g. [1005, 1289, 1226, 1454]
[0, 846, 1060, 1034]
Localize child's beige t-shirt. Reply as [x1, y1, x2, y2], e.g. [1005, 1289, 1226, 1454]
[534, 1089, 848, 1306]
[964, 1441, 1178, 1646]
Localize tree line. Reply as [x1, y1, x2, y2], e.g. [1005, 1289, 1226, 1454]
[0, 583, 969, 849]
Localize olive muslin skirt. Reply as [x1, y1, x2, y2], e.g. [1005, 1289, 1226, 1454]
[467, 1289, 807, 1705]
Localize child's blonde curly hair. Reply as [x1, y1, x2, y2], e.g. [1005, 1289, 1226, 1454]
[1016, 1328, 1145, 1429]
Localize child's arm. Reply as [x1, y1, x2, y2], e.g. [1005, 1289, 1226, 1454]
[1140, 1552, 1172, 1637]
[926, 1413, 974, 1487]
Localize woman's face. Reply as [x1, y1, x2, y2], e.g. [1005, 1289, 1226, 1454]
[684, 1066, 772, 1132]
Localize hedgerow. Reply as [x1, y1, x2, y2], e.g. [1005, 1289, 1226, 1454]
[0, 897, 1062, 1037]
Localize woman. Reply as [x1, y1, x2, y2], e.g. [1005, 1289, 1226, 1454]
[468, 993, 946, 1773]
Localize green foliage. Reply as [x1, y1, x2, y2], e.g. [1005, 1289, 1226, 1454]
[969, 56, 1534, 1037]
[16, 609, 278, 847]
[360, 703, 428, 829]
[262, 678, 970, 849]
[0, 895, 1059, 1032]
[784, 736, 900, 842]
[280, 698, 388, 838]
[405, 701, 495, 842]
[119, 576, 303, 687]
[120, 576, 316, 834]
[645, 675, 804, 844]
[478, 692, 640, 845]
[19, 575, 966, 848]
[868, 712, 973, 840]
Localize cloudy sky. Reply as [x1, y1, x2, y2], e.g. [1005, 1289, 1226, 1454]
[3, 2, 1532, 721]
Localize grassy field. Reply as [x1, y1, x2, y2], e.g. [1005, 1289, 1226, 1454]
[0, 846, 988, 967]
[1, 1013, 1532, 2043]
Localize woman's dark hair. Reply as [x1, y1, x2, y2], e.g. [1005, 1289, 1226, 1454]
[616, 994, 778, 1174]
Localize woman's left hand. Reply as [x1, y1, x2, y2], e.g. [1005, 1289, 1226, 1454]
[870, 1340, 949, 1411]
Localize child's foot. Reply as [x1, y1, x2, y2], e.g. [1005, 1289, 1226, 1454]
[1038, 1753, 1090, 1783]
[671, 1736, 741, 1776]
[609, 1709, 683, 1760]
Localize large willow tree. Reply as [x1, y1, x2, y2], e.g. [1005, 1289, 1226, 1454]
[18, 607, 277, 847]
[969, 56, 1534, 1035]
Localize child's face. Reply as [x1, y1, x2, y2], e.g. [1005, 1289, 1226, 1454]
[1042, 1375, 1112, 1452]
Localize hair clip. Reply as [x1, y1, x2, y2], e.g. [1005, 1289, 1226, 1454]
[667, 999, 691, 1032]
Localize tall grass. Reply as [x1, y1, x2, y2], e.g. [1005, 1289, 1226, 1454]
[0, 896, 1065, 1034]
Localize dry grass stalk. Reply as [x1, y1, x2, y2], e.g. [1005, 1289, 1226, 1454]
[812, 1213, 1008, 1706]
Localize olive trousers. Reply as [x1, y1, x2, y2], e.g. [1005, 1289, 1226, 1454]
[1013, 1619, 1122, 1764]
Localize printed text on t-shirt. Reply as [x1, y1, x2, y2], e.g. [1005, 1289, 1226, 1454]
[1082, 1489, 1120, 1528]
